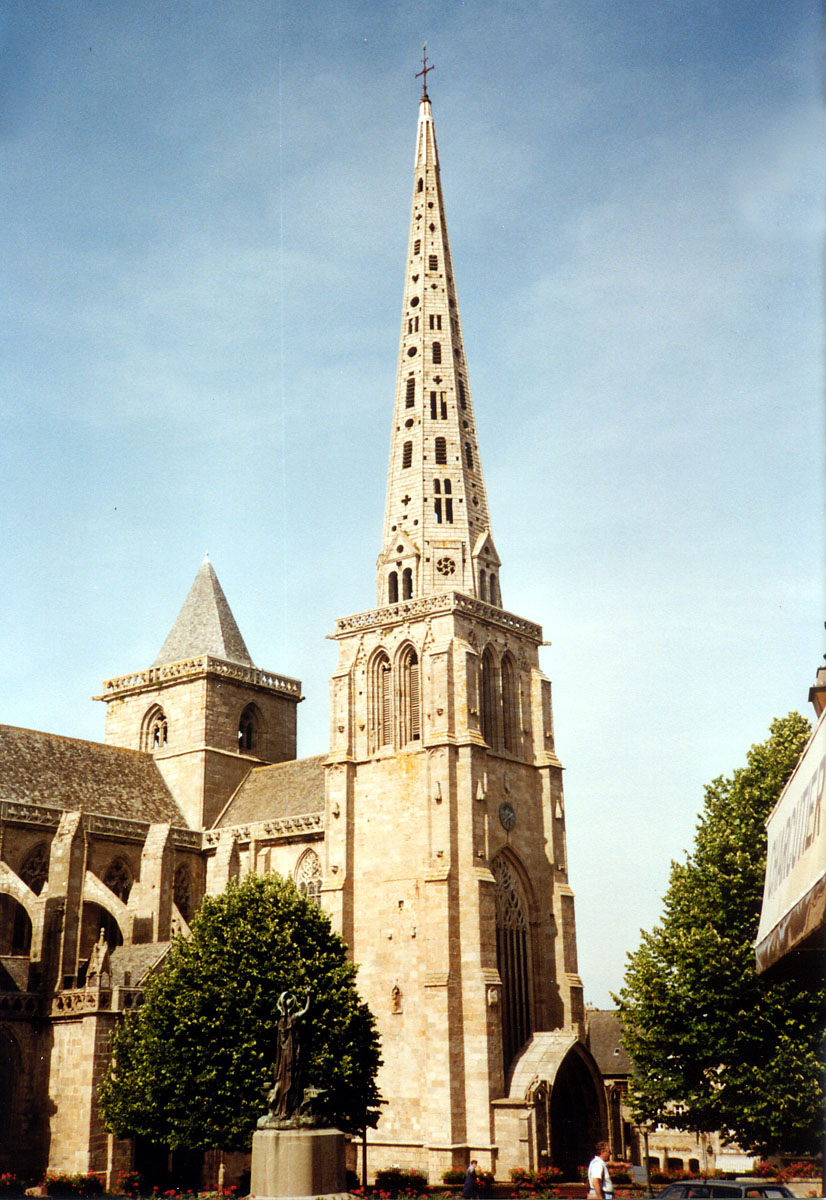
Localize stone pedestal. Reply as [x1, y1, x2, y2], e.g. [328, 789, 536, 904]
[249, 1126, 349, 1199]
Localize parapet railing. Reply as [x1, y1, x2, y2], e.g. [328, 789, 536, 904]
[97, 655, 303, 700]
[334, 590, 542, 643]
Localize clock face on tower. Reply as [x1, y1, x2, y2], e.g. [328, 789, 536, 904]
[498, 801, 516, 831]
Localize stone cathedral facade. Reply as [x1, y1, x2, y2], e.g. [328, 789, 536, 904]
[0, 86, 604, 1185]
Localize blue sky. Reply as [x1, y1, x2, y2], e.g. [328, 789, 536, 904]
[1, 0, 823, 1008]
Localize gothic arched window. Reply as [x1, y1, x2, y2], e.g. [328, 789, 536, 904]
[142, 705, 168, 752]
[20, 844, 48, 896]
[501, 654, 518, 754]
[432, 341, 442, 364]
[295, 849, 322, 905]
[388, 571, 399, 604]
[398, 645, 421, 745]
[492, 854, 533, 1072]
[402, 567, 413, 600]
[480, 647, 499, 749]
[238, 704, 261, 753]
[370, 652, 393, 752]
[103, 857, 133, 902]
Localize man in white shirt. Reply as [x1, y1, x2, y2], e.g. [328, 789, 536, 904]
[588, 1141, 613, 1200]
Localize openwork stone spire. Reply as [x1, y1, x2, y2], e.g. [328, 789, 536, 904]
[377, 92, 501, 608]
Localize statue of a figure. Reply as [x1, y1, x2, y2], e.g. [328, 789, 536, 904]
[259, 990, 310, 1127]
[87, 928, 111, 988]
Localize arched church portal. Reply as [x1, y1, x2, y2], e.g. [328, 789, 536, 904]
[509, 1035, 605, 1181]
[548, 1046, 604, 1179]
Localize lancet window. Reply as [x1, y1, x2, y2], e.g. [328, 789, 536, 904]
[406, 377, 415, 407]
[492, 854, 533, 1073]
[398, 645, 421, 744]
[433, 479, 453, 524]
[480, 647, 499, 748]
[238, 704, 260, 752]
[142, 705, 168, 751]
[370, 652, 393, 751]
[402, 441, 413, 468]
[501, 654, 518, 753]
[402, 567, 413, 599]
[432, 341, 442, 364]
[388, 571, 399, 603]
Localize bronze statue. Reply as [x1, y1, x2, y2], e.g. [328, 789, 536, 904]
[259, 990, 312, 1128]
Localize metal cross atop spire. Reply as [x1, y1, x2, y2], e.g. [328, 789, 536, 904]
[416, 44, 434, 99]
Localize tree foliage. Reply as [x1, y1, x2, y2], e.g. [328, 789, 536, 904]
[616, 712, 826, 1155]
[99, 873, 382, 1150]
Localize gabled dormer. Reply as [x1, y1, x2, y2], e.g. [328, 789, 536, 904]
[472, 531, 502, 607]
[377, 528, 421, 605]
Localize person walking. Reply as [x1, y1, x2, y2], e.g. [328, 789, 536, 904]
[462, 1159, 479, 1198]
[588, 1141, 614, 1200]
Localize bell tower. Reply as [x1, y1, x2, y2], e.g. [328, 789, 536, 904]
[97, 556, 302, 830]
[324, 59, 593, 1182]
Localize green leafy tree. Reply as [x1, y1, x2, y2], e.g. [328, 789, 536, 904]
[99, 873, 382, 1150]
[616, 712, 826, 1155]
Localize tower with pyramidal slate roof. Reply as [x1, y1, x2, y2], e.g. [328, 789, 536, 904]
[98, 555, 302, 829]
[323, 64, 602, 1182]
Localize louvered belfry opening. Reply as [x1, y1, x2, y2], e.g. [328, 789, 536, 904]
[399, 645, 421, 744]
[370, 652, 393, 751]
[493, 854, 533, 1073]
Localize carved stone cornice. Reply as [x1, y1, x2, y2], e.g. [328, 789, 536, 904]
[333, 591, 542, 643]
[204, 813, 323, 847]
[0, 800, 63, 828]
[96, 655, 303, 702]
[0, 802, 200, 850]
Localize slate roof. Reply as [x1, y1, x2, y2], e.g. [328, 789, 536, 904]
[0, 725, 188, 825]
[154, 555, 254, 668]
[215, 755, 326, 827]
[587, 1008, 632, 1076]
[110, 942, 171, 988]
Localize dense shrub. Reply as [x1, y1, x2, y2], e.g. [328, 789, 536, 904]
[44, 1173, 105, 1198]
[0, 1174, 29, 1197]
[373, 1167, 429, 1195]
[113, 1170, 142, 1196]
[510, 1166, 563, 1194]
[442, 1169, 465, 1184]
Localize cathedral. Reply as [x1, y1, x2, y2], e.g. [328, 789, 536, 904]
[0, 78, 605, 1186]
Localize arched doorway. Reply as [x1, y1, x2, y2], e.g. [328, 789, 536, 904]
[508, 1033, 605, 1179]
[549, 1046, 603, 1179]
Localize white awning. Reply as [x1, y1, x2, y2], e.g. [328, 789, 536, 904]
[755, 709, 826, 972]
